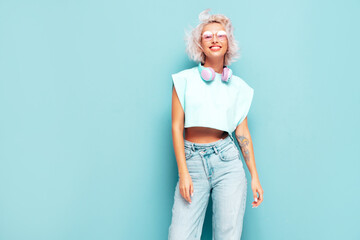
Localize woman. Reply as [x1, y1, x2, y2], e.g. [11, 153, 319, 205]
[168, 9, 263, 240]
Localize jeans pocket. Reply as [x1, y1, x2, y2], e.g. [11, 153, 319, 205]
[219, 143, 240, 161]
[184, 147, 193, 160]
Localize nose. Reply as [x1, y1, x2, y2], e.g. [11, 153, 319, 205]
[211, 33, 219, 43]
[212, 35, 219, 43]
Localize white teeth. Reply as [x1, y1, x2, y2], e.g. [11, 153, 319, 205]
[211, 46, 220, 49]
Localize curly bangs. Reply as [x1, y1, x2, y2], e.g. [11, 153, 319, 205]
[184, 8, 240, 66]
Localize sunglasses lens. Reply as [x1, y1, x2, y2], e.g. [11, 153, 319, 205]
[217, 31, 227, 40]
[202, 31, 213, 41]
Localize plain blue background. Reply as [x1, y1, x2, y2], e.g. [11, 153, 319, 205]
[0, 0, 359, 239]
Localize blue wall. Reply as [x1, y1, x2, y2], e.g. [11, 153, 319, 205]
[0, 0, 359, 239]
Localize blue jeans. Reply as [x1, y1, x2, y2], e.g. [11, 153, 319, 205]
[168, 134, 247, 240]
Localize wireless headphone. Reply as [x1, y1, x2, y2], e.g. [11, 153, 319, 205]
[198, 62, 233, 83]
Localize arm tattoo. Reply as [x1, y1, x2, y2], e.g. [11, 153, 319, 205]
[235, 134, 250, 162]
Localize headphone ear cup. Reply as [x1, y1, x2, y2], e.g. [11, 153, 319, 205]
[201, 67, 216, 81]
[221, 67, 232, 82]
[228, 68, 233, 81]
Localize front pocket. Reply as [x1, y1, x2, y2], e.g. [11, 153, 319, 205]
[219, 143, 239, 161]
[185, 148, 193, 159]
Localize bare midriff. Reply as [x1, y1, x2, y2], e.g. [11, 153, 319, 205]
[184, 127, 229, 144]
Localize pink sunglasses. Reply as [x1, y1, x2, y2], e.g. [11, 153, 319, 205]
[202, 30, 227, 41]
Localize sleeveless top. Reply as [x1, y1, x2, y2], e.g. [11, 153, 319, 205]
[171, 65, 254, 136]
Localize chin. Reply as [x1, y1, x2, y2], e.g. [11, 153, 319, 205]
[207, 52, 226, 58]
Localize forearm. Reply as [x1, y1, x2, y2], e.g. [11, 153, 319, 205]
[172, 126, 188, 177]
[235, 131, 259, 179]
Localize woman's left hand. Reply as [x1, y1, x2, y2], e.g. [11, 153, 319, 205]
[251, 177, 263, 208]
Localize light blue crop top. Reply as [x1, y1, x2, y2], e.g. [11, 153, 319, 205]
[171, 65, 254, 136]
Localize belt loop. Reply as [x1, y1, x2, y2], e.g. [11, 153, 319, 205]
[191, 143, 195, 152]
[213, 145, 218, 154]
[228, 132, 235, 142]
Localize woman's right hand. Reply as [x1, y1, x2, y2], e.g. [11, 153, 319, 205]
[179, 171, 194, 203]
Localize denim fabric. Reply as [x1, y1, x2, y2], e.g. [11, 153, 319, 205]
[168, 134, 247, 240]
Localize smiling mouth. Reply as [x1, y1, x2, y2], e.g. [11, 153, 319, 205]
[209, 46, 222, 51]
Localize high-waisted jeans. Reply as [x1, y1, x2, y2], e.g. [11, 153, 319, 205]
[168, 134, 247, 240]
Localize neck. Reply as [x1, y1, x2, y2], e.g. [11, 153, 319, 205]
[203, 59, 225, 74]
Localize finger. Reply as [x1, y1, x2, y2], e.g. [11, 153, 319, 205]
[253, 193, 263, 208]
[253, 190, 258, 203]
[258, 191, 264, 204]
[180, 186, 187, 201]
[190, 183, 194, 197]
[252, 190, 260, 208]
[185, 186, 191, 203]
[256, 190, 262, 204]
[180, 187, 185, 200]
